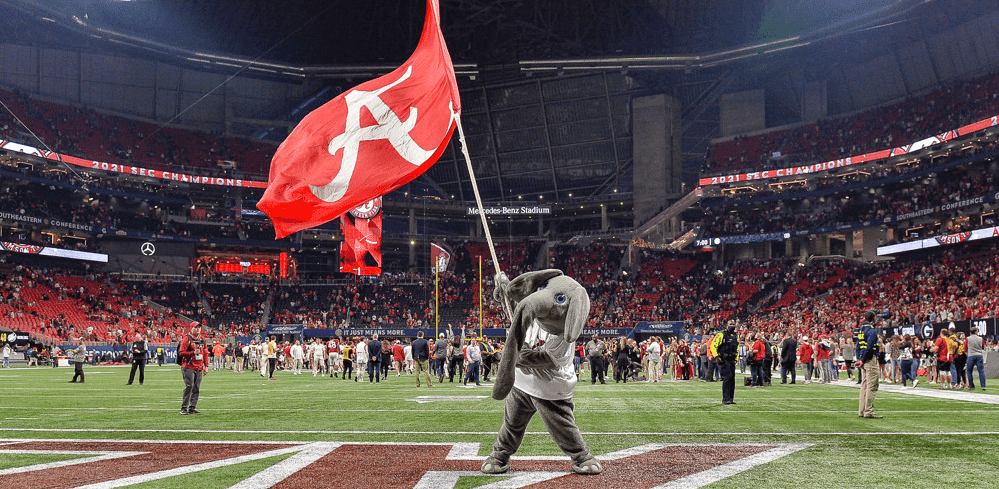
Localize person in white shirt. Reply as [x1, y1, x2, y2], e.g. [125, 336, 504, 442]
[404, 341, 414, 374]
[290, 340, 304, 374]
[354, 338, 368, 382]
[310, 339, 326, 377]
[464, 339, 483, 386]
[646, 338, 662, 382]
[2, 344, 11, 368]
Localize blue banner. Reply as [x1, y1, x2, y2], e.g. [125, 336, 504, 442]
[59, 345, 177, 363]
[301, 327, 511, 339]
[634, 321, 686, 334]
[581, 328, 633, 338]
[266, 324, 305, 336]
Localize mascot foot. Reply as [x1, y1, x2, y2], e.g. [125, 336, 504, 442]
[481, 456, 510, 474]
[572, 456, 603, 475]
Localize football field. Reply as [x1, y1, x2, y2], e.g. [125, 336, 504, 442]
[1, 364, 997, 488]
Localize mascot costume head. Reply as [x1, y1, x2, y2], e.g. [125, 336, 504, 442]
[482, 269, 602, 476]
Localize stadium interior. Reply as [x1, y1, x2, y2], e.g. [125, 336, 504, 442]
[1, 0, 999, 355]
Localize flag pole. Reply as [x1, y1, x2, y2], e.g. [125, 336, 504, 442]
[435, 266, 439, 337]
[456, 115, 502, 277]
[455, 115, 513, 318]
[479, 255, 483, 338]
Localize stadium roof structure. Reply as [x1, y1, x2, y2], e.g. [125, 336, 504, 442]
[1, 0, 996, 203]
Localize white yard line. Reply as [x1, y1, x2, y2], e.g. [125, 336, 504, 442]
[828, 379, 999, 404]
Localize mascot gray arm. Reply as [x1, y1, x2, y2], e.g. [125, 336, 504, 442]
[516, 350, 557, 369]
[492, 269, 590, 401]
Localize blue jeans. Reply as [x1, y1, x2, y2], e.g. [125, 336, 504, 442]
[910, 359, 919, 381]
[464, 361, 480, 385]
[900, 359, 914, 386]
[950, 362, 959, 386]
[967, 355, 986, 388]
[750, 361, 764, 386]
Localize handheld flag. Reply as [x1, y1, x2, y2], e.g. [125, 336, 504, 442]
[430, 241, 452, 274]
[257, 0, 461, 238]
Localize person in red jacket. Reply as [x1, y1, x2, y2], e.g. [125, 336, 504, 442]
[179, 322, 210, 415]
[393, 340, 406, 376]
[798, 337, 814, 384]
[750, 333, 767, 387]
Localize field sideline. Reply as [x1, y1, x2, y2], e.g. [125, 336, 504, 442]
[0, 364, 997, 488]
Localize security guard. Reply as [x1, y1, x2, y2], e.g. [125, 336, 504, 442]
[712, 322, 740, 405]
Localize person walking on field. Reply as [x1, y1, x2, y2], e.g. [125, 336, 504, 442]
[367, 334, 383, 383]
[411, 331, 434, 388]
[127, 333, 148, 385]
[779, 331, 797, 384]
[69, 340, 86, 383]
[966, 326, 987, 391]
[855, 311, 882, 419]
[179, 322, 210, 415]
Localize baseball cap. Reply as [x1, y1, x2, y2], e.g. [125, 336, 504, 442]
[439, 333, 445, 338]
[189, 321, 201, 328]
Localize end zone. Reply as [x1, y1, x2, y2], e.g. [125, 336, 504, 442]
[0, 438, 812, 488]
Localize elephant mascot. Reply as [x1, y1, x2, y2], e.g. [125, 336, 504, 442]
[481, 269, 602, 475]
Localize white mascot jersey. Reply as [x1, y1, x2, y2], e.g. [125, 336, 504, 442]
[514, 319, 577, 400]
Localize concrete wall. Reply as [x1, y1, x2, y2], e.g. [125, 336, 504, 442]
[719, 89, 765, 138]
[632, 93, 682, 226]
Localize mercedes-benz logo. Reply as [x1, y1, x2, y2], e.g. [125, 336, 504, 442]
[140, 242, 156, 256]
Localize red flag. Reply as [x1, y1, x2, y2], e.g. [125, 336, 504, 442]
[340, 198, 383, 276]
[257, 0, 461, 238]
[430, 241, 452, 274]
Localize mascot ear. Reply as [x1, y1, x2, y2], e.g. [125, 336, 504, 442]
[563, 285, 590, 345]
[492, 299, 530, 400]
[505, 269, 563, 304]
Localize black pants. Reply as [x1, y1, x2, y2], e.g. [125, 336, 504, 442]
[781, 360, 796, 383]
[447, 357, 465, 382]
[589, 357, 604, 383]
[343, 359, 353, 379]
[72, 362, 84, 382]
[449, 357, 464, 381]
[614, 359, 630, 382]
[128, 359, 146, 384]
[720, 360, 735, 403]
[268, 358, 277, 378]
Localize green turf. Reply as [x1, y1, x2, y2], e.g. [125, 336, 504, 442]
[1, 365, 997, 487]
[455, 475, 511, 488]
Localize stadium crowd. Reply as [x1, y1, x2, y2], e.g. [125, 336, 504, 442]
[0, 88, 274, 177]
[705, 70, 999, 175]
